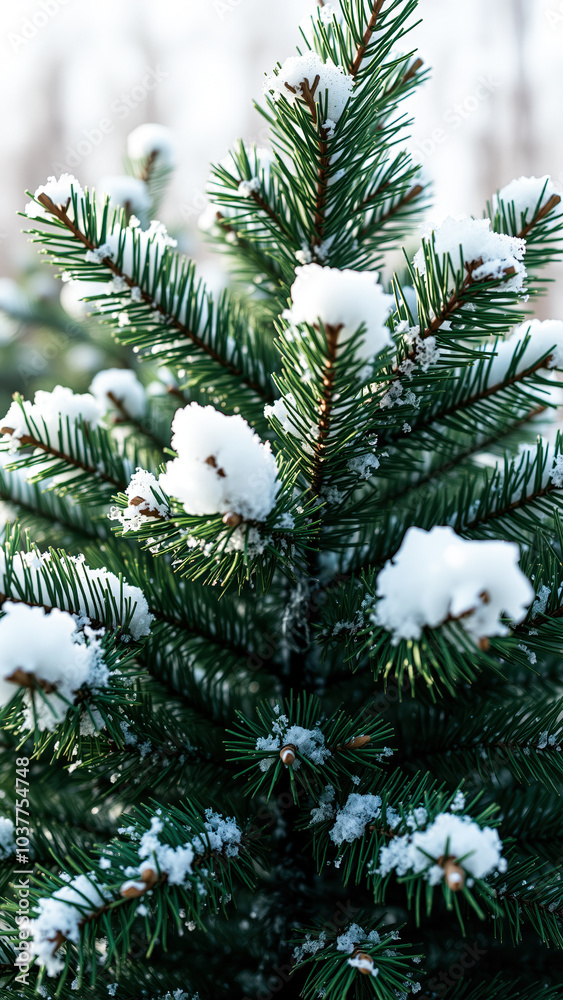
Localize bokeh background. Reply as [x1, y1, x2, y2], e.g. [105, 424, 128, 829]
[0, 0, 562, 408]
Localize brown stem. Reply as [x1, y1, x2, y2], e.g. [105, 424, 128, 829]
[248, 189, 291, 241]
[350, 0, 386, 77]
[36, 194, 270, 402]
[518, 194, 561, 238]
[310, 323, 342, 496]
[464, 478, 556, 532]
[0, 426, 125, 489]
[139, 149, 158, 185]
[358, 183, 423, 239]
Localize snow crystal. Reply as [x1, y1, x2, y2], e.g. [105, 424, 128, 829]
[25, 174, 85, 224]
[373, 525, 533, 644]
[0, 817, 15, 859]
[1, 385, 103, 454]
[0, 547, 153, 640]
[127, 123, 175, 168]
[160, 403, 280, 521]
[330, 793, 382, 845]
[336, 923, 380, 953]
[347, 453, 380, 479]
[89, 368, 147, 420]
[265, 51, 353, 123]
[550, 455, 563, 488]
[255, 714, 331, 766]
[377, 811, 506, 884]
[531, 584, 551, 618]
[293, 931, 327, 964]
[99, 175, 151, 218]
[310, 784, 336, 824]
[450, 791, 466, 813]
[494, 175, 559, 227]
[0, 603, 108, 730]
[285, 264, 394, 365]
[414, 216, 527, 293]
[109, 467, 169, 533]
[30, 873, 109, 976]
[199, 146, 274, 232]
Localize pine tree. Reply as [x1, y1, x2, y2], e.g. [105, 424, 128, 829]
[1, 2, 563, 998]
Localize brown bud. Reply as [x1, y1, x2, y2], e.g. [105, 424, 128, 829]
[129, 497, 164, 519]
[280, 744, 297, 766]
[205, 455, 226, 477]
[121, 867, 158, 898]
[0, 428, 34, 446]
[6, 668, 57, 694]
[478, 637, 490, 652]
[440, 856, 465, 892]
[47, 930, 66, 954]
[341, 734, 371, 751]
[351, 948, 374, 975]
[222, 511, 243, 528]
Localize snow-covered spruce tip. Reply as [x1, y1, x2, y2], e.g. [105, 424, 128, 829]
[110, 468, 169, 533]
[255, 710, 331, 771]
[127, 122, 175, 169]
[377, 810, 507, 888]
[373, 526, 533, 645]
[493, 174, 560, 224]
[1, 384, 103, 453]
[0, 546, 153, 639]
[30, 873, 110, 976]
[98, 175, 151, 218]
[293, 922, 383, 979]
[89, 368, 147, 420]
[119, 809, 242, 899]
[25, 173, 85, 223]
[264, 51, 353, 123]
[0, 603, 109, 731]
[284, 264, 394, 364]
[160, 403, 280, 522]
[414, 216, 527, 292]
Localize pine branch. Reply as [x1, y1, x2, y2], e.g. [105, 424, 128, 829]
[33, 193, 272, 404]
[350, 0, 386, 77]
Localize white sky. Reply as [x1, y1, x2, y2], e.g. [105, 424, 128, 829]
[0, 0, 562, 308]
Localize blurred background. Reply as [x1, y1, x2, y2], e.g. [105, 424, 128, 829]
[0, 0, 562, 409]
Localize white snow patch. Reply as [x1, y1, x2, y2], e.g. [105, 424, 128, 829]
[373, 525, 533, 644]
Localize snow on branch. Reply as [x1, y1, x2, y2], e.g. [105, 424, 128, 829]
[372, 526, 533, 647]
[284, 264, 394, 366]
[414, 216, 527, 294]
[29, 803, 248, 977]
[0, 602, 110, 731]
[0, 537, 153, 639]
[159, 403, 280, 524]
[23, 177, 271, 403]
